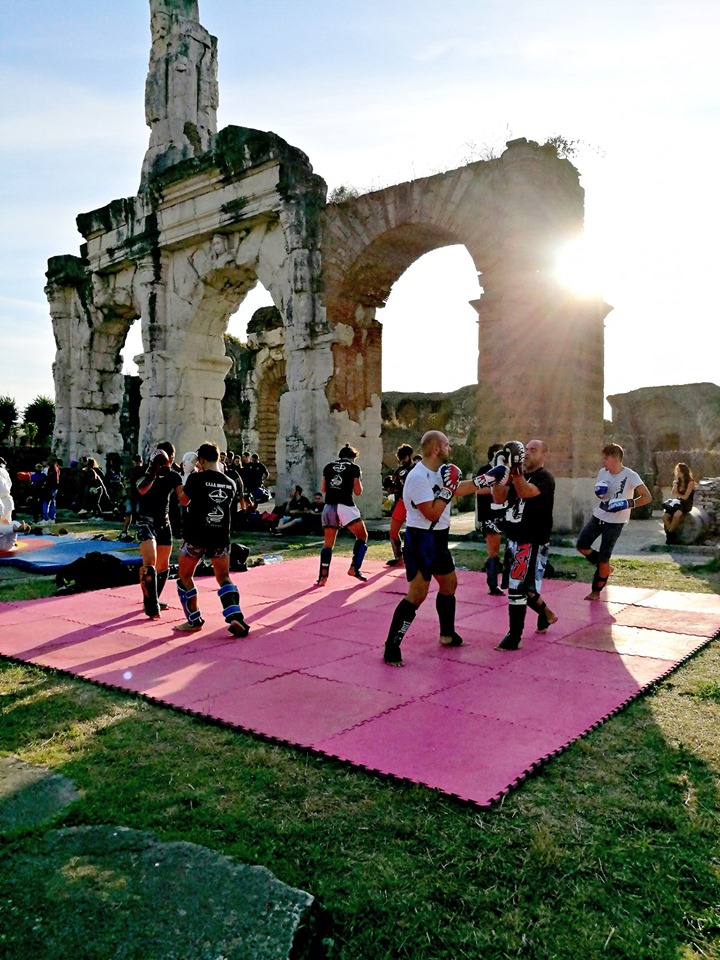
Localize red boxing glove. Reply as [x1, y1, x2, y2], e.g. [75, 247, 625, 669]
[473, 464, 509, 489]
[436, 463, 462, 503]
[440, 463, 461, 491]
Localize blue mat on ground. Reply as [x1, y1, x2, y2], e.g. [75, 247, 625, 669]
[0, 535, 142, 573]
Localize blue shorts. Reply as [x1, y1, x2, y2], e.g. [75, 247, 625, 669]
[136, 515, 173, 547]
[404, 527, 455, 582]
[506, 541, 549, 594]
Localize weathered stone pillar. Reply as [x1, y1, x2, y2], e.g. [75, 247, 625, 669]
[132, 256, 231, 457]
[141, 0, 218, 191]
[46, 256, 125, 463]
[475, 262, 611, 530]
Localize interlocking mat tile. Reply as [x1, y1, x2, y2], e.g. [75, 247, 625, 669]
[1, 558, 718, 806]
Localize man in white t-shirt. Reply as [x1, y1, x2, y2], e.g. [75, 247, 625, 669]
[382, 430, 481, 666]
[576, 443, 652, 600]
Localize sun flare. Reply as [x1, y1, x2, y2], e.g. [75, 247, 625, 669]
[552, 238, 604, 297]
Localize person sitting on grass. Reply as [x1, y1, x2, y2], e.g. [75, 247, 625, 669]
[275, 485, 312, 534]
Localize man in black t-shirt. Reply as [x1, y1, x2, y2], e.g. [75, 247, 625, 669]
[491, 439, 558, 650]
[136, 442, 184, 618]
[476, 442, 505, 595]
[174, 441, 249, 638]
[316, 444, 369, 585]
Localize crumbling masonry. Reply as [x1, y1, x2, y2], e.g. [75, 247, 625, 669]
[46, 0, 610, 528]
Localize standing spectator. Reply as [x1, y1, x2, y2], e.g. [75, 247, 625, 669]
[576, 443, 652, 600]
[663, 462, 696, 544]
[174, 441, 249, 636]
[28, 463, 45, 523]
[245, 452, 270, 502]
[491, 439, 558, 650]
[136, 442, 185, 618]
[316, 444, 369, 585]
[385, 443, 414, 567]
[476, 443, 506, 595]
[82, 459, 107, 518]
[41, 456, 60, 522]
[118, 454, 144, 541]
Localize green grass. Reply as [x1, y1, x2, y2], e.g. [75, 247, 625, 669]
[2, 535, 720, 957]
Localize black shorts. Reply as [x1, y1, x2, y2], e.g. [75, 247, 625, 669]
[404, 527, 455, 582]
[136, 515, 173, 547]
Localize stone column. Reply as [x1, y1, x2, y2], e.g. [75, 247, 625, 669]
[46, 256, 125, 463]
[475, 262, 611, 530]
[140, 0, 218, 191]
[133, 255, 232, 457]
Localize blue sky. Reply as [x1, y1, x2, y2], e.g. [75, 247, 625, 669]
[1, 0, 718, 417]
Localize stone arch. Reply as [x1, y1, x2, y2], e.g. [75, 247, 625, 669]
[321, 139, 611, 524]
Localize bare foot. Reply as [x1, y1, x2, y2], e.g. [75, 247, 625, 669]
[584, 591, 601, 601]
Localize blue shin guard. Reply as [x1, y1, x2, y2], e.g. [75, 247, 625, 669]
[176, 583, 204, 630]
[218, 582, 250, 637]
[349, 539, 368, 581]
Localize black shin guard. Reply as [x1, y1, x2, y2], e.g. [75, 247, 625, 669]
[592, 566, 609, 594]
[140, 564, 160, 618]
[390, 537, 403, 560]
[486, 555, 500, 591]
[436, 593, 456, 636]
[156, 569, 169, 597]
[585, 549, 600, 566]
[317, 546, 332, 583]
[498, 592, 527, 650]
[383, 598, 417, 664]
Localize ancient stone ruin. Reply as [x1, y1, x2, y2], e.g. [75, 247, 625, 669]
[46, 0, 610, 527]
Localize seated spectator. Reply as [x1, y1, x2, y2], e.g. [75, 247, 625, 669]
[304, 492, 324, 536]
[275, 485, 312, 534]
[663, 462, 696, 543]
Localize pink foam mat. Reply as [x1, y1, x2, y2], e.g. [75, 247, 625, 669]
[1, 557, 719, 807]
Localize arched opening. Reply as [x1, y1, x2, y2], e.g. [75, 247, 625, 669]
[379, 245, 480, 393]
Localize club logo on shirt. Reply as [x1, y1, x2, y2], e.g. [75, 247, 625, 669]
[207, 505, 224, 524]
[209, 487, 228, 503]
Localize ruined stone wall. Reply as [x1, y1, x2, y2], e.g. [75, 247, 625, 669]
[607, 382, 720, 478]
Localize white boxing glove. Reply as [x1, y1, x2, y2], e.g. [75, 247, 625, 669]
[181, 451, 198, 476]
